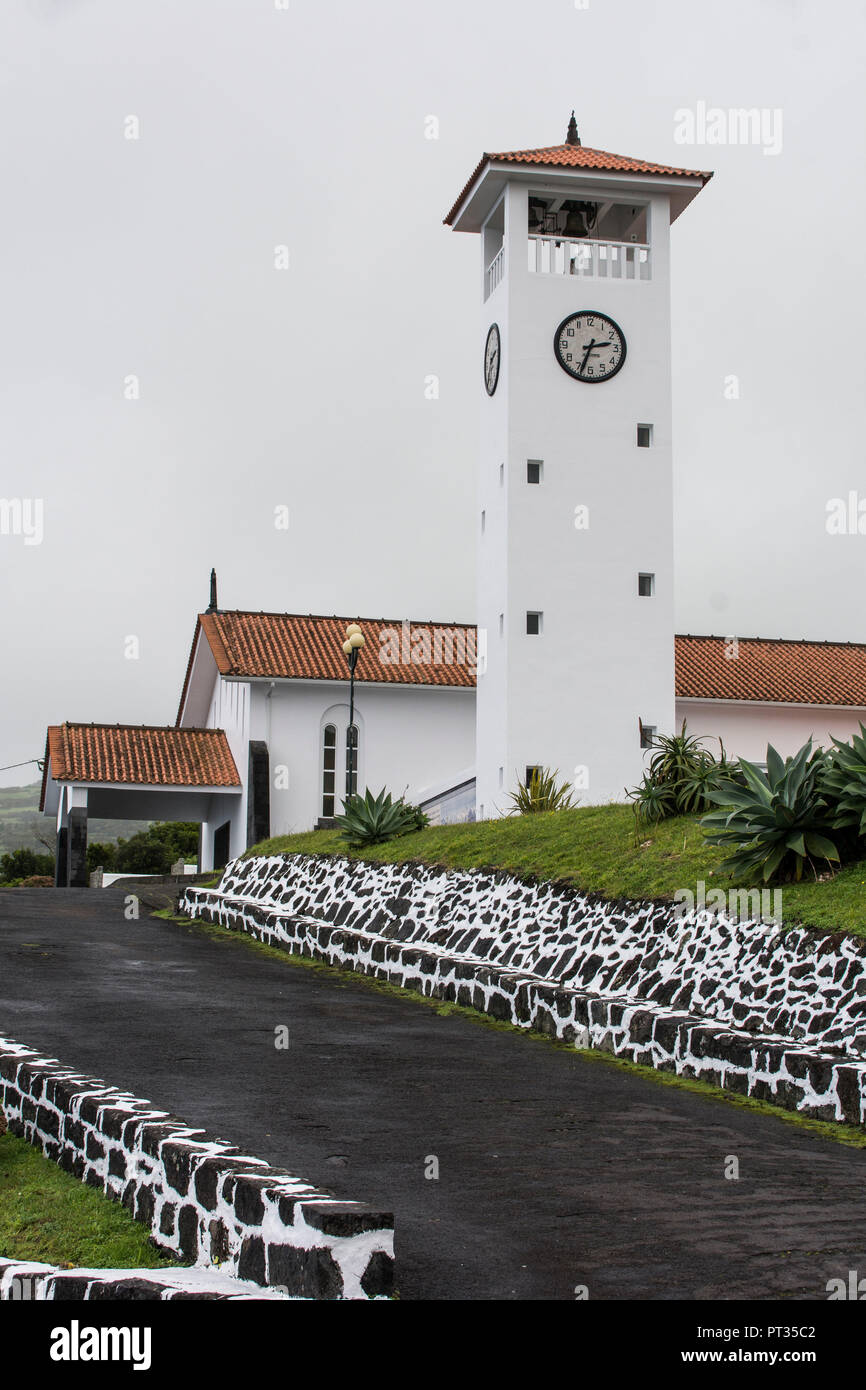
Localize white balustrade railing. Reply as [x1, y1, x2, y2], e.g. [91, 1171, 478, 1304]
[528, 235, 651, 281]
[485, 244, 505, 299]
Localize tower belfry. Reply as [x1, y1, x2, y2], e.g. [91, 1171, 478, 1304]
[445, 120, 712, 815]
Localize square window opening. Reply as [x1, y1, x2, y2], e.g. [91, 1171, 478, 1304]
[638, 573, 655, 597]
[526, 611, 543, 635]
[637, 424, 653, 448]
[527, 459, 543, 484]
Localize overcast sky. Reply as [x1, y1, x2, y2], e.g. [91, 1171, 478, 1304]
[1, 0, 864, 786]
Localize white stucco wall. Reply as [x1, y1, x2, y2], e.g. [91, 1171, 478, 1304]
[197, 674, 250, 865]
[676, 699, 866, 763]
[476, 179, 676, 812]
[248, 679, 476, 836]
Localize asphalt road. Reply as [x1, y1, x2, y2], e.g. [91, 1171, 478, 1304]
[2, 887, 866, 1301]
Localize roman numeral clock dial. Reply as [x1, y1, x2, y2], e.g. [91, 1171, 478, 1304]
[554, 311, 626, 382]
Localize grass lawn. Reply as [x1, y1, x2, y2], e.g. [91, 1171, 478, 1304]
[0, 1130, 177, 1269]
[248, 803, 866, 939]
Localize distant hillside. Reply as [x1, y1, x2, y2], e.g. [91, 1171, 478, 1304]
[0, 783, 151, 856]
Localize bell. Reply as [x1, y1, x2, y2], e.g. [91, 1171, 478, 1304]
[563, 201, 598, 239]
[563, 208, 590, 238]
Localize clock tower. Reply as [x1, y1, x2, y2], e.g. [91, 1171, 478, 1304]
[445, 116, 712, 815]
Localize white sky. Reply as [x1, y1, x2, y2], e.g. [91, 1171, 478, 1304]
[1, 0, 865, 785]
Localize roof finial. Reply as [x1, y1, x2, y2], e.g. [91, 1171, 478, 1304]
[207, 568, 218, 613]
[566, 111, 580, 147]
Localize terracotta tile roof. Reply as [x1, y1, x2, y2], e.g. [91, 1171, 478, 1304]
[178, 611, 477, 721]
[675, 636, 866, 708]
[41, 723, 241, 801]
[445, 142, 712, 225]
[177, 614, 866, 716]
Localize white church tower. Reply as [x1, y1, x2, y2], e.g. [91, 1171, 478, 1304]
[445, 115, 712, 815]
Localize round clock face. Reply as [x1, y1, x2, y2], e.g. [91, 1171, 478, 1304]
[554, 310, 626, 382]
[484, 323, 501, 396]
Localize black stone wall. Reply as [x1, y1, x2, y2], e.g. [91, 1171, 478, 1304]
[0, 1039, 394, 1300]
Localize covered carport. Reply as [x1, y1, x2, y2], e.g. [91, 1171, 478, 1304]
[40, 723, 243, 886]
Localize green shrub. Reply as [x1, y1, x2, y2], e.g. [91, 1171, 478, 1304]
[507, 767, 575, 815]
[399, 801, 429, 833]
[701, 741, 840, 883]
[108, 823, 200, 876]
[627, 771, 680, 826]
[145, 822, 199, 861]
[628, 721, 727, 826]
[335, 788, 427, 847]
[86, 841, 117, 873]
[0, 848, 54, 882]
[822, 723, 866, 839]
[113, 835, 173, 875]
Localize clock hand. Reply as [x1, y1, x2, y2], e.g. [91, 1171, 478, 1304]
[579, 338, 600, 371]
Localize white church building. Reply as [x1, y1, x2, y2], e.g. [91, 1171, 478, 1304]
[40, 119, 866, 882]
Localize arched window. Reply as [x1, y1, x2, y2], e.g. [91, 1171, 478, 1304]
[345, 724, 359, 800]
[322, 724, 337, 818]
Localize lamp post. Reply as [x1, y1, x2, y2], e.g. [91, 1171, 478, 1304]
[341, 623, 365, 804]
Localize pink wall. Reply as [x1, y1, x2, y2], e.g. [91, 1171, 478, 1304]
[676, 699, 866, 762]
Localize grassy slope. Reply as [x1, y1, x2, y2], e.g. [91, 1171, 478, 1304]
[0, 1131, 177, 1268]
[249, 803, 866, 938]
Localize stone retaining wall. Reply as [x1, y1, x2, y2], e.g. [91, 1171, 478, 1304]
[0, 1258, 293, 1301]
[180, 854, 866, 1125]
[0, 1037, 393, 1300]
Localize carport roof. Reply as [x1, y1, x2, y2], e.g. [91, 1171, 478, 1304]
[40, 723, 241, 809]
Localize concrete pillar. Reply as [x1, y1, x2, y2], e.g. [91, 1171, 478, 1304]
[246, 741, 271, 849]
[55, 826, 68, 887]
[67, 808, 88, 888]
[213, 821, 230, 870]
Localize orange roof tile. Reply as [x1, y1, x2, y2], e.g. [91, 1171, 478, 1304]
[445, 142, 712, 225]
[178, 610, 476, 722]
[178, 616, 866, 717]
[675, 636, 866, 708]
[41, 723, 241, 800]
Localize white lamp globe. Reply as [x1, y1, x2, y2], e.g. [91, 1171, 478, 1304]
[342, 640, 353, 655]
[349, 632, 365, 649]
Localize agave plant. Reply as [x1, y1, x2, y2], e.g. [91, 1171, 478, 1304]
[335, 787, 427, 847]
[628, 771, 680, 826]
[822, 722, 866, 838]
[701, 741, 839, 883]
[628, 721, 722, 824]
[507, 767, 575, 815]
[644, 721, 712, 787]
